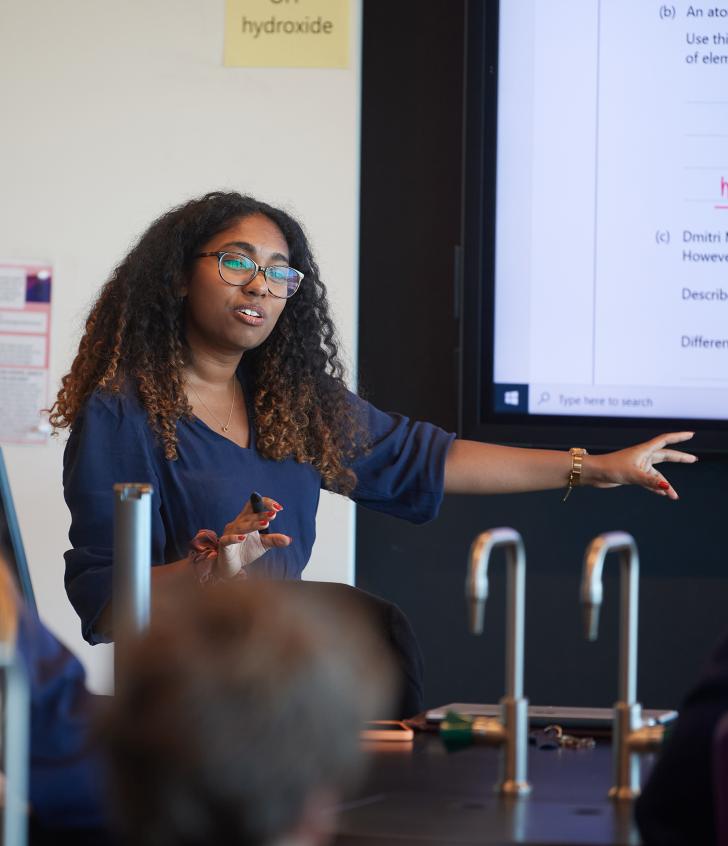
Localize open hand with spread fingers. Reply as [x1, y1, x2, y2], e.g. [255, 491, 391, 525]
[189, 496, 293, 584]
[582, 432, 697, 500]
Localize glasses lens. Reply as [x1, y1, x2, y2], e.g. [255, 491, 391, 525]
[220, 253, 256, 285]
[265, 266, 302, 298]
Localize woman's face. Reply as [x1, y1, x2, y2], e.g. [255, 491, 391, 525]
[183, 213, 291, 358]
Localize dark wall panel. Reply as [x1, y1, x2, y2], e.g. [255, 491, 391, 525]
[357, 1, 462, 427]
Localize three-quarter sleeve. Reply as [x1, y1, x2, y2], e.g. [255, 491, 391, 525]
[63, 392, 165, 644]
[347, 394, 456, 524]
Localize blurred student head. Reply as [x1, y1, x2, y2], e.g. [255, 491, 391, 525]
[103, 580, 395, 846]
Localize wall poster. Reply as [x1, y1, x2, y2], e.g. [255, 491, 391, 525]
[0, 261, 52, 444]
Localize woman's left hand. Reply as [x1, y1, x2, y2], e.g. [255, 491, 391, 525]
[585, 432, 697, 500]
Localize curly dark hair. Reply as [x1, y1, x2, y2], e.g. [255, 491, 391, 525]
[49, 191, 365, 493]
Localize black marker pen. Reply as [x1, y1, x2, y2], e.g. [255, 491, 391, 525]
[249, 491, 270, 534]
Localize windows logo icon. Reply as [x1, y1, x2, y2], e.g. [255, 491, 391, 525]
[495, 384, 528, 413]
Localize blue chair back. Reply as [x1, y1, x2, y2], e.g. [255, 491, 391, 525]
[0, 448, 37, 615]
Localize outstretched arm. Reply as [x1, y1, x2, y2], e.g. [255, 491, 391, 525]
[444, 432, 697, 500]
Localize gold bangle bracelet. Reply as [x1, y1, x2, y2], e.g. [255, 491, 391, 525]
[562, 447, 588, 502]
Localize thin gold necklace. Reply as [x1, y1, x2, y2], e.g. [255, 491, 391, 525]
[188, 376, 236, 433]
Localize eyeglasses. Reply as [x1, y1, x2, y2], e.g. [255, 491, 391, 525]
[196, 251, 304, 299]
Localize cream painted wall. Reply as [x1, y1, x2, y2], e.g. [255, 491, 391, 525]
[0, 0, 361, 692]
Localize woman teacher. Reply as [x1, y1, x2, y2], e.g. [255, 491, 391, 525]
[50, 192, 696, 643]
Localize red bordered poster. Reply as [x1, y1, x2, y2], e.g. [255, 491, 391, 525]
[0, 261, 52, 444]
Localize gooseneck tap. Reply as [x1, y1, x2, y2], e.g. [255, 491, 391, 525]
[113, 482, 153, 692]
[466, 527, 531, 796]
[0, 587, 29, 846]
[580, 531, 664, 800]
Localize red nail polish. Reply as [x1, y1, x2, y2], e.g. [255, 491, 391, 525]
[658, 481, 670, 490]
[237, 535, 246, 541]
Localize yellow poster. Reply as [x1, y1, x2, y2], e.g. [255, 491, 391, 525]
[224, 0, 349, 68]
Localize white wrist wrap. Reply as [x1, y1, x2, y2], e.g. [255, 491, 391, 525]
[217, 531, 267, 579]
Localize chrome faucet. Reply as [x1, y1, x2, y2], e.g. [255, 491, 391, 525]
[113, 482, 153, 693]
[580, 531, 664, 800]
[466, 527, 531, 796]
[0, 597, 29, 845]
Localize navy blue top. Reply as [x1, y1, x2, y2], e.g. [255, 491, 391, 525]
[63, 383, 455, 643]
